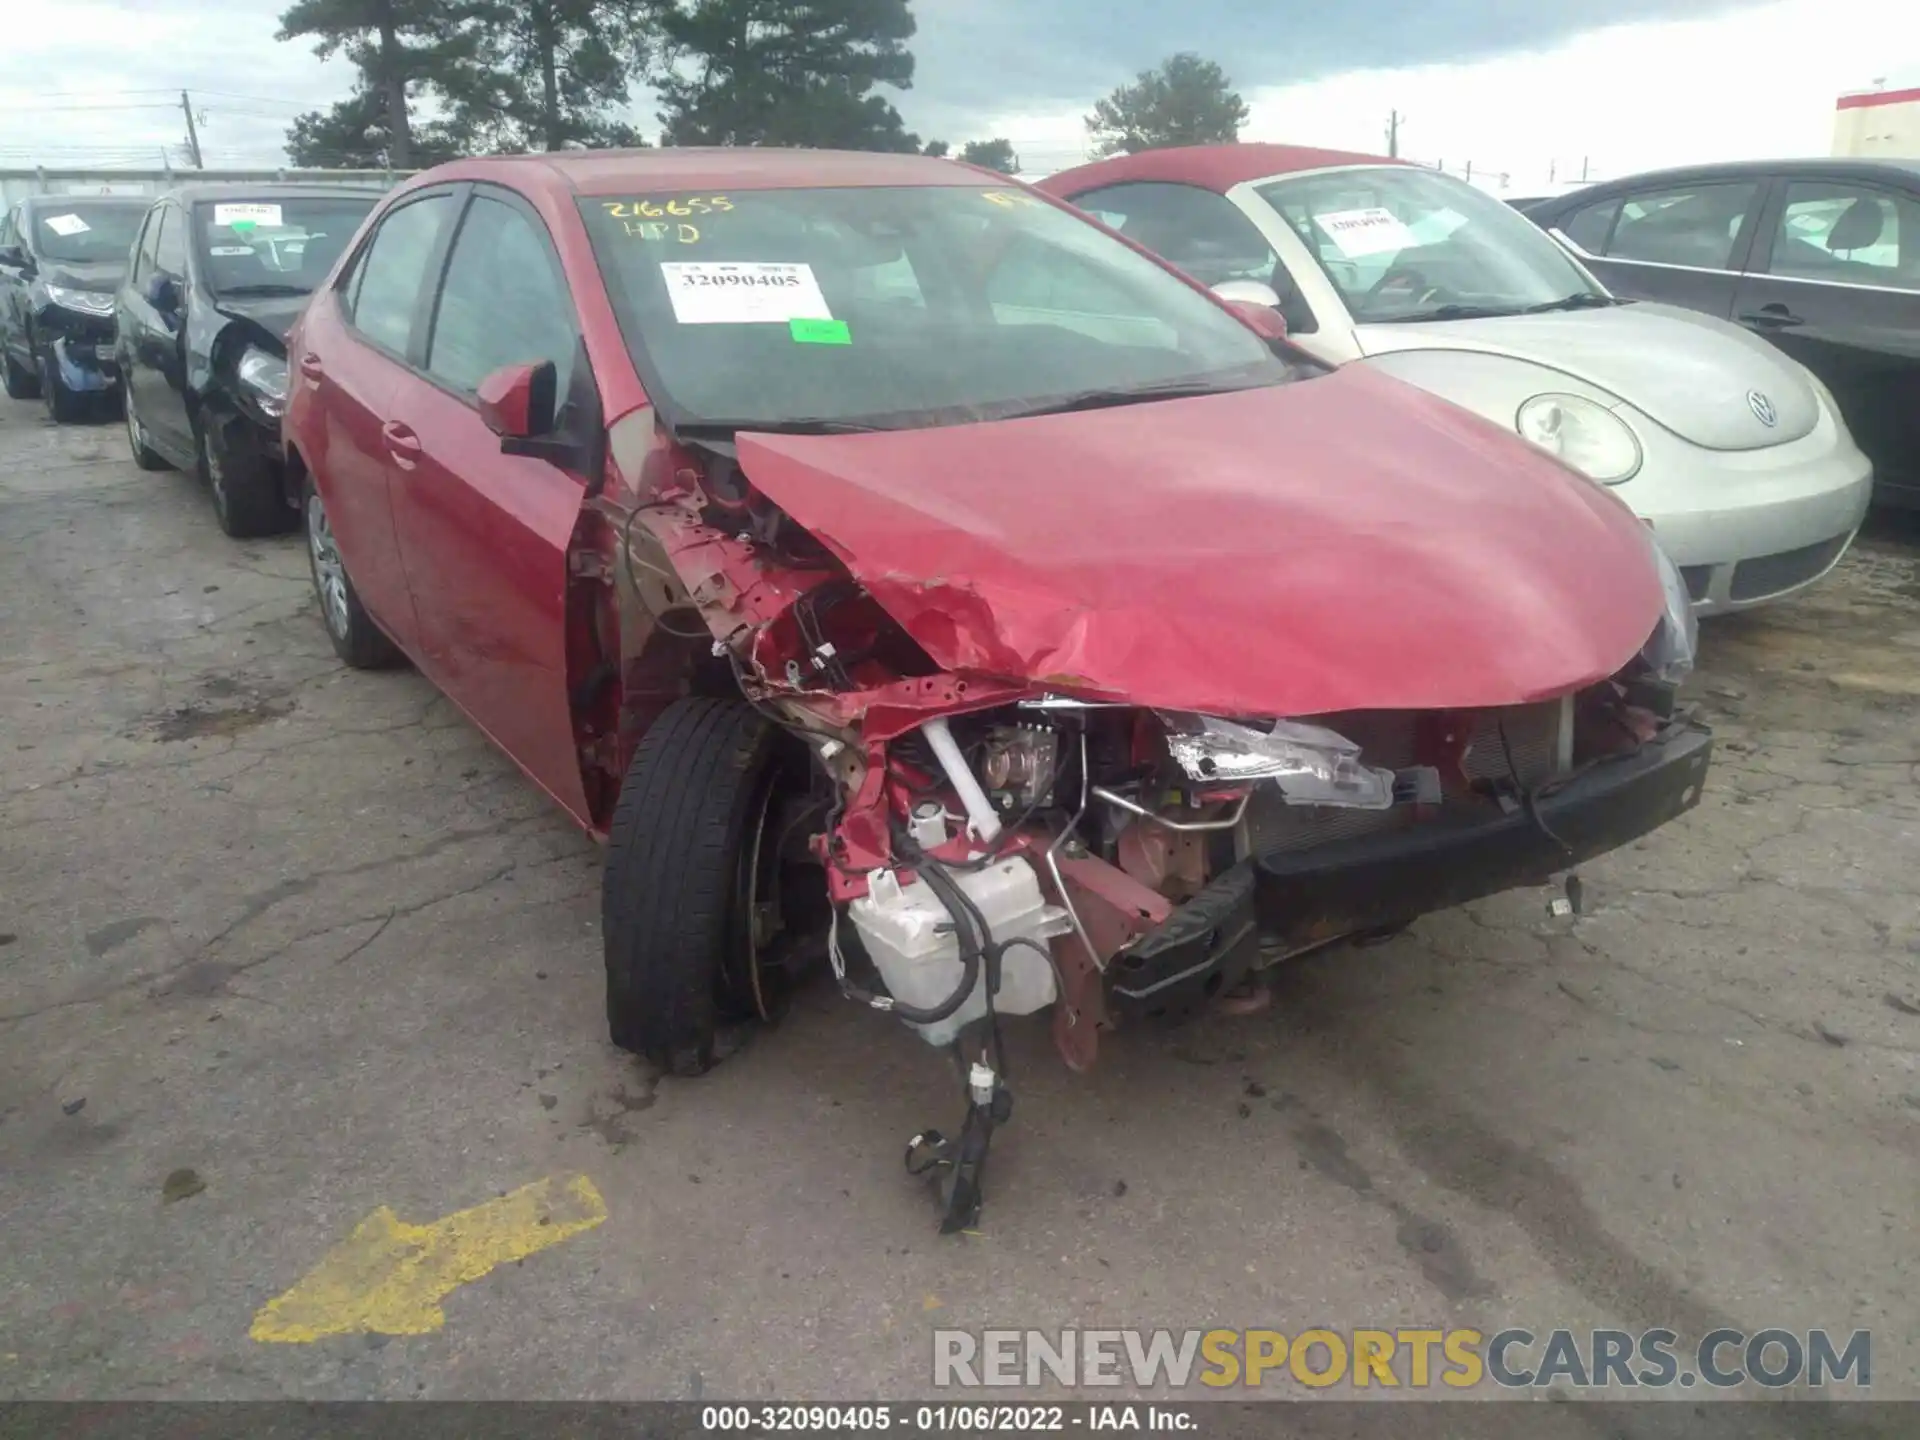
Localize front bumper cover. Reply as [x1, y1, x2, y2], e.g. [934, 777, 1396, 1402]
[1106, 719, 1713, 1022]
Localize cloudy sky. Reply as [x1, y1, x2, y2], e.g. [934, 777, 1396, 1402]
[0, 0, 1912, 187]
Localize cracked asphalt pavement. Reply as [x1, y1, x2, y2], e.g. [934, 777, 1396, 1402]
[2, 396, 1917, 1412]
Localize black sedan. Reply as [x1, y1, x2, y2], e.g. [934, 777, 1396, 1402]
[116, 184, 384, 536]
[1520, 158, 1920, 508]
[0, 194, 149, 420]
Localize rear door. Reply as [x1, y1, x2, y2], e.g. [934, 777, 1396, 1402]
[300, 187, 463, 646]
[128, 203, 194, 455]
[1549, 177, 1766, 318]
[1731, 175, 1920, 501]
[385, 185, 595, 819]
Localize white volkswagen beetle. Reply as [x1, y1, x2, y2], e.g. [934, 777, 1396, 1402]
[1040, 145, 1873, 612]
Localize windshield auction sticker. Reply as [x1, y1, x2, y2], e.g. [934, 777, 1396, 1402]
[42, 213, 90, 236]
[1312, 207, 1417, 257]
[214, 202, 283, 228]
[660, 261, 833, 325]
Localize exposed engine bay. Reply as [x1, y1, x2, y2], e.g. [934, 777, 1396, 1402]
[580, 412, 1709, 1232]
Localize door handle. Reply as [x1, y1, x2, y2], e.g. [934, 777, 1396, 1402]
[298, 352, 324, 380]
[1739, 305, 1803, 330]
[381, 421, 422, 470]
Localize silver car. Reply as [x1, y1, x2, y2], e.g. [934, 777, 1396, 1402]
[1042, 147, 1874, 612]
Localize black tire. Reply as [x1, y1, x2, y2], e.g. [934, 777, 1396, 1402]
[123, 387, 168, 471]
[39, 348, 87, 423]
[2, 347, 39, 400]
[303, 479, 401, 669]
[201, 420, 286, 537]
[603, 697, 807, 1074]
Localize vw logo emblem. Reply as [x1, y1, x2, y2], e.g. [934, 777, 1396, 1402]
[1747, 389, 1777, 427]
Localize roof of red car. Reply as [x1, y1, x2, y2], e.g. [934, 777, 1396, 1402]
[1039, 144, 1405, 197]
[422, 147, 1000, 197]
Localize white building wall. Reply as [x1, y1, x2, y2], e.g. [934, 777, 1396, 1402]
[1832, 88, 1920, 159]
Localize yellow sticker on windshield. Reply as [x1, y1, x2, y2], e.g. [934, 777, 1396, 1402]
[602, 196, 733, 219]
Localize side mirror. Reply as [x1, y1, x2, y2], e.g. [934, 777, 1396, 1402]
[478, 359, 558, 441]
[1211, 278, 1283, 309]
[1227, 300, 1288, 341]
[0, 243, 26, 270]
[145, 272, 180, 313]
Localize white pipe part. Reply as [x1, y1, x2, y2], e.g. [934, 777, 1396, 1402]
[921, 716, 1002, 843]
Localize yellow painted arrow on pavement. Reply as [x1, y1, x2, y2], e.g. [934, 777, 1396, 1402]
[250, 1174, 606, 1343]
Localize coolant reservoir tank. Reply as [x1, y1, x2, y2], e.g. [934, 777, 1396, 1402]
[848, 857, 1068, 1048]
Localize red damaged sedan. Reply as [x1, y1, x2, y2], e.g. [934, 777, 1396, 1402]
[285, 148, 1709, 1231]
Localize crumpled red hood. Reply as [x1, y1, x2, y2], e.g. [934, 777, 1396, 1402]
[736, 366, 1663, 718]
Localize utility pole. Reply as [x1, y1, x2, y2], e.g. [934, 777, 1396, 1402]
[1548, 158, 1557, 184]
[1581, 156, 1591, 182]
[1464, 159, 1473, 183]
[180, 90, 203, 169]
[1385, 109, 1401, 158]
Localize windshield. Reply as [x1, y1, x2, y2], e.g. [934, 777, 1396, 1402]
[28, 202, 146, 266]
[578, 184, 1293, 430]
[1255, 167, 1604, 323]
[193, 195, 380, 297]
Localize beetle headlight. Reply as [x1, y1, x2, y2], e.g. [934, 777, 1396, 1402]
[237, 347, 289, 419]
[1162, 714, 1395, 810]
[1638, 538, 1698, 683]
[1516, 393, 1642, 485]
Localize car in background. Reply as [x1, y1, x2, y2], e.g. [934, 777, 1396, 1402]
[1041, 146, 1875, 612]
[0, 194, 149, 420]
[116, 184, 385, 536]
[283, 148, 1709, 1231]
[1517, 158, 1920, 508]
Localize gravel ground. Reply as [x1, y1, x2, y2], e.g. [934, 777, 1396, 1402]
[1, 395, 1916, 1416]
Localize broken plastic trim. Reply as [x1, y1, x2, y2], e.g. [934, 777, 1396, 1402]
[1638, 539, 1698, 684]
[1160, 714, 1396, 810]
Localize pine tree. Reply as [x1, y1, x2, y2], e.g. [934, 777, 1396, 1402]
[443, 0, 654, 152]
[958, 138, 1018, 174]
[1085, 54, 1248, 158]
[278, 0, 484, 168]
[654, 0, 919, 151]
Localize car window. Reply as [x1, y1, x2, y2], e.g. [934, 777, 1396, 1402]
[1071, 181, 1315, 334]
[26, 201, 147, 265]
[348, 193, 456, 356]
[426, 193, 578, 397]
[1764, 182, 1917, 291]
[1601, 182, 1759, 270]
[1255, 166, 1601, 323]
[1559, 199, 1619, 254]
[578, 184, 1288, 430]
[129, 208, 159, 283]
[153, 206, 188, 277]
[193, 195, 380, 298]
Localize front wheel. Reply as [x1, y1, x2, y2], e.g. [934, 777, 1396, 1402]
[39, 348, 87, 423]
[202, 421, 286, 537]
[304, 481, 401, 669]
[124, 387, 168, 471]
[2, 347, 40, 400]
[602, 697, 813, 1074]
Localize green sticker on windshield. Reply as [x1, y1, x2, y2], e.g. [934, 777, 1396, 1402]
[789, 317, 851, 346]
[230, 220, 257, 234]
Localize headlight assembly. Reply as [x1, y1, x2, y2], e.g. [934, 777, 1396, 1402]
[1162, 714, 1396, 810]
[45, 285, 116, 318]
[237, 347, 289, 419]
[1516, 393, 1642, 485]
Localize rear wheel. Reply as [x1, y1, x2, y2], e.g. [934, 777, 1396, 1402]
[2, 348, 39, 400]
[602, 697, 813, 1074]
[304, 480, 401, 669]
